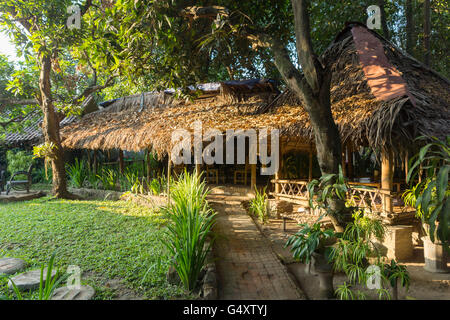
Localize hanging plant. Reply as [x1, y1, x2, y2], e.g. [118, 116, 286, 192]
[33, 142, 57, 180]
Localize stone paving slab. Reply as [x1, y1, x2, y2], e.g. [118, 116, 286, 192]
[0, 191, 46, 203]
[209, 196, 305, 300]
[0, 258, 27, 275]
[8, 268, 57, 291]
[51, 285, 95, 300]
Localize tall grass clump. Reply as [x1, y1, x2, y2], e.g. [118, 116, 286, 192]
[162, 170, 216, 292]
[249, 186, 269, 223]
[66, 158, 88, 188]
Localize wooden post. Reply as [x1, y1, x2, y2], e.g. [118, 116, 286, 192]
[308, 145, 313, 181]
[167, 157, 171, 203]
[119, 150, 124, 174]
[147, 150, 152, 182]
[348, 144, 354, 179]
[87, 150, 91, 172]
[93, 150, 98, 175]
[404, 151, 409, 183]
[196, 163, 201, 177]
[341, 146, 347, 177]
[251, 163, 257, 191]
[381, 149, 394, 214]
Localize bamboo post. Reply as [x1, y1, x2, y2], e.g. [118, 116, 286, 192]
[381, 149, 394, 214]
[119, 150, 124, 174]
[196, 163, 202, 177]
[147, 150, 152, 182]
[308, 145, 313, 182]
[167, 157, 171, 204]
[251, 163, 257, 191]
[348, 144, 354, 179]
[93, 150, 98, 175]
[341, 146, 347, 177]
[404, 151, 409, 183]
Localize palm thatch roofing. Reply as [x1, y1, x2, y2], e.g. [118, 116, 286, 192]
[61, 24, 449, 157]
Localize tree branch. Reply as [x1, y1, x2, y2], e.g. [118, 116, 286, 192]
[291, 0, 320, 94]
[71, 75, 116, 104]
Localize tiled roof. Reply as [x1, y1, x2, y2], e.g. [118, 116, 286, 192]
[3, 113, 78, 146]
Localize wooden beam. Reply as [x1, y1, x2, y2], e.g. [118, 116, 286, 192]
[381, 149, 394, 214]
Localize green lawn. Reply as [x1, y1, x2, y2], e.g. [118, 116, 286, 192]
[0, 197, 186, 300]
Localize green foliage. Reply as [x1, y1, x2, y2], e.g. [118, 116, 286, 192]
[162, 170, 216, 292]
[123, 169, 146, 194]
[149, 178, 162, 195]
[6, 150, 33, 175]
[249, 187, 270, 224]
[335, 282, 355, 300]
[383, 259, 410, 292]
[96, 168, 118, 190]
[66, 158, 88, 188]
[32, 166, 53, 184]
[86, 170, 99, 189]
[404, 136, 449, 249]
[285, 222, 335, 264]
[331, 212, 385, 275]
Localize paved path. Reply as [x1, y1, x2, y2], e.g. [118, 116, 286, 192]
[209, 195, 305, 300]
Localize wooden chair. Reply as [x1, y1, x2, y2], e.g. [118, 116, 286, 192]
[6, 164, 33, 195]
[234, 164, 250, 185]
[206, 167, 219, 184]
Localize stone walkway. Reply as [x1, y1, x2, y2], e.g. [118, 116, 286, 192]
[209, 195, 305, 300]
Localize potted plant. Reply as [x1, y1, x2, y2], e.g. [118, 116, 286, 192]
[403, 136, 449, 273]
[285, 222, 336, 299]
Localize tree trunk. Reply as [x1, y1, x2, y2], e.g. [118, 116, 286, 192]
[423, 0, 431, 66]
[378, 0, 390, 39]
[39, 53, 71, 199]
[271, 0, 346, 231]
[405, 0, 415, 55]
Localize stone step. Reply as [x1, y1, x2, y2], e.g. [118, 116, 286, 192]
[8, 268, 57, 291]
[0, 258, 27, 275]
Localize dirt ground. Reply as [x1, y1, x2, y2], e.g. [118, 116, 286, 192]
[252, 215, 450, 300]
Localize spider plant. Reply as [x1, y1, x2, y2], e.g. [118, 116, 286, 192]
[66, 158, 88, 188]
[97, 168, 118, 190]
[249, 186, 269, 223]
[161, 170, 216, 292]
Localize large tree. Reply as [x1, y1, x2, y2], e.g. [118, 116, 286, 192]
[0, 1, 114, 198]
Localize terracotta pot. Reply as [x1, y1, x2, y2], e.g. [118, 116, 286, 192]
[311, 252, 334, 299]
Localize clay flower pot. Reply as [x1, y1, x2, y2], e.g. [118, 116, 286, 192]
[311, 252, 334, 299]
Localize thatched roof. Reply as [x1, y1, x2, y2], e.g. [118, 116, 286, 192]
[61, 25, 449, 156]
